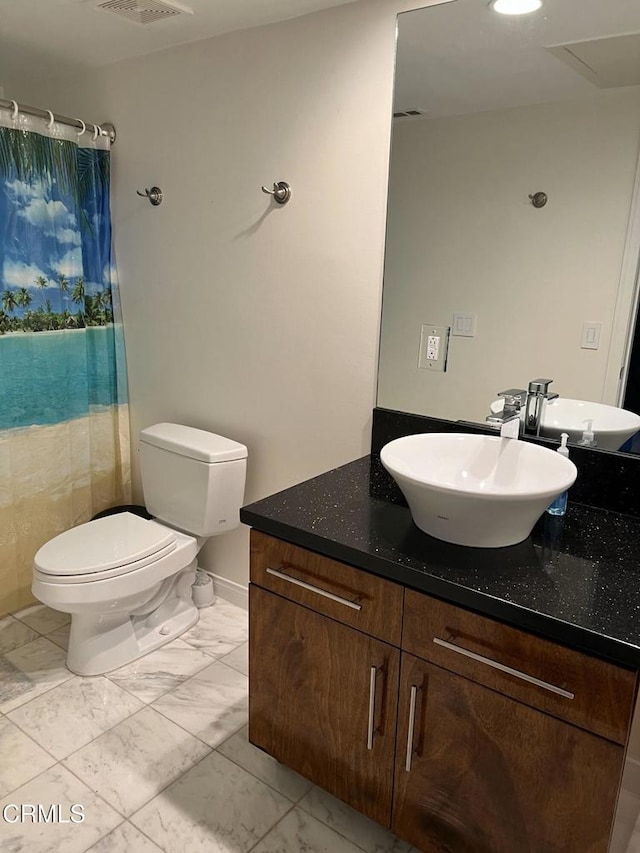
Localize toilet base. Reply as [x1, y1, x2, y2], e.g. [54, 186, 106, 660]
[66, 566, 199, 676]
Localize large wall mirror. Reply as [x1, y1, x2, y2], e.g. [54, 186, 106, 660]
[378, 0, 640, 455]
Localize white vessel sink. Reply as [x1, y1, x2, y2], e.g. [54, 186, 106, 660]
[539, 399, 640, 451]
[381, 433, 577, 548]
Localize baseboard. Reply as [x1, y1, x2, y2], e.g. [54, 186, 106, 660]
[210, 573, 248, 610]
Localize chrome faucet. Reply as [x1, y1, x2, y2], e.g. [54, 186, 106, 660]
[524, 378, 559, 436]
[486, 389, 527, 437]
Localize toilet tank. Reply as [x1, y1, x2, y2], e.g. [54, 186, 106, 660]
[139, 423, 247, 537]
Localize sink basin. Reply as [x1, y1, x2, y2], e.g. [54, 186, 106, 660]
[539, 399, 640, 451]
[380, 433, 577, 548]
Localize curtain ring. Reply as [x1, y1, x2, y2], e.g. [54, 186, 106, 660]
[46, 110, 55, 131]
[76, 119, 86, 138]
[9, 100, 19, 121]
[92, 123, 100, 142]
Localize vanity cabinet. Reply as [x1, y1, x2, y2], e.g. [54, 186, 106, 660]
[248, 530, 636, 853]
[249, 584, 400, 824]
[394, 654, 623, 853]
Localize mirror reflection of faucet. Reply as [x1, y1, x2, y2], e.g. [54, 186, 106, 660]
[486, 388, 527, 438]
[524, 378, 558, 437]
[487, 379, 560, 439]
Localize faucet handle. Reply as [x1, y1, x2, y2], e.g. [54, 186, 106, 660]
[528, 378, 553, 394]
[498, 388, 527, 404]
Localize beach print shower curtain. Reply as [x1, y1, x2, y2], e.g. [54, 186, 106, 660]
[0, 109, 130, 615]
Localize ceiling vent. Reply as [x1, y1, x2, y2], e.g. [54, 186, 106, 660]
[393, 108, 428, 120]
[97, 0, 193, 25]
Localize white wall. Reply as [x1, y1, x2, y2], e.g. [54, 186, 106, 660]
[0, 39, 88, 106]
[378, 89, 640, 424]
[8, 0, 448, 588]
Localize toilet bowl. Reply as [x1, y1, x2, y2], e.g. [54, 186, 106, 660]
[32, 423, 247, 676]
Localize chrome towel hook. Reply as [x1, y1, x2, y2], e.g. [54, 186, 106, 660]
[137, 186, 163, 206]
[261, 181, 291, 205]
[528, 191, 548, 208]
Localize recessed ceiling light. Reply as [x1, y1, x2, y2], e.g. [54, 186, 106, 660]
[489, 0, 543, 15]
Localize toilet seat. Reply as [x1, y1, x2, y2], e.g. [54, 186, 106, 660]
[34, 512, 176, 583]
[34, 541, 178, 584]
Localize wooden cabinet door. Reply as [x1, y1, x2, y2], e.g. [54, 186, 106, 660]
[249, 584, 400, 826]
[392, 654, 624, 853]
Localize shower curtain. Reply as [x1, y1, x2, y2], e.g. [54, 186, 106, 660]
[0, 108, 130, 615]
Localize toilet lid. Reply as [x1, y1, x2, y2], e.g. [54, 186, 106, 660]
[34, 512, 176, 576]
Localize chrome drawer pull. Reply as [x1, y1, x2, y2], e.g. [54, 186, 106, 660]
[405, 684, 418, 772]
[265, 567, 362, 611]
[367, 666, 377, 750]
[433, 638, 574, 700]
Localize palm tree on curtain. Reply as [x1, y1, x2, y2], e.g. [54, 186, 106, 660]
[71, 276, 85, 326]
[44, 298, 54, 331]
[57, 273, 70, 312]
[17, 287, 32, 310]
[16, 288, 33, 331]
[35, 275, 48, 308]
[2, 289, 18, 316]
[84, 293, 101, 326]
[98, 286, 113, 323]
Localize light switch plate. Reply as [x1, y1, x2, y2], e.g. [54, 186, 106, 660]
[581, 321, 602, 350]
[452, 312, 477, 337]
[418, 324, 450, 371]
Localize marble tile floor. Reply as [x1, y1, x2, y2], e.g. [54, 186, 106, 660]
[612, 789, 640, 853]
[0, 599, 419, 853]
[629, 823, 640, 853]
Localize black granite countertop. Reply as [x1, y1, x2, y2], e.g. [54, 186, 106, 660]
[240, 455, 640, 669]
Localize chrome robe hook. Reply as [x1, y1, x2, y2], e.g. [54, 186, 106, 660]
[137, 186, 163, 206]
[261, 181, 291, 205]
[528, 191, 548, 208]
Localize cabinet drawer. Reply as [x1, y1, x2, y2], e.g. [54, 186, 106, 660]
[250, 530, 403, 646]
[403, 590, 636, 744]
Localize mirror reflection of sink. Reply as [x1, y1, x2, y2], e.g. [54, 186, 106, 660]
[490, 398, 640, 451]
[380, 433, 577, 548]
[539, 399, 640, 451]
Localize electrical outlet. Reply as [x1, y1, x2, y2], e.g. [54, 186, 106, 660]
[427, 335, 440, 360]
[418, 324, 450, 371]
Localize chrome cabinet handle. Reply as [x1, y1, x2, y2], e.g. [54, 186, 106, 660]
[265, 567, 362, 611]
[405, 684, 418, 772]
[367, 666, 377, 750]
[433, 637, 574, 700]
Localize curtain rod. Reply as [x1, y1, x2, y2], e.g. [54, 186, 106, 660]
[0, 98, 116, 143]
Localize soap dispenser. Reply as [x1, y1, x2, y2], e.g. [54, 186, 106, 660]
[547, 433, 570, 517]
[578, 420, 597, 447]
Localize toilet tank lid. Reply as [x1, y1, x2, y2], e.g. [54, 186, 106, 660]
[140, 423, 248, 463]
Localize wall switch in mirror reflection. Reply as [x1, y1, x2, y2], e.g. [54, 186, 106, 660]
[418, 324, 450, 371]
[453, 313, 477, 337]
[581, 322, 602, 350]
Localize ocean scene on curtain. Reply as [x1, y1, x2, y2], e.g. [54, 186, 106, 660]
[0, 110, 130, 615]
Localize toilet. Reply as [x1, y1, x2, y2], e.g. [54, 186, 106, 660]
[32, 423, 248, 676]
